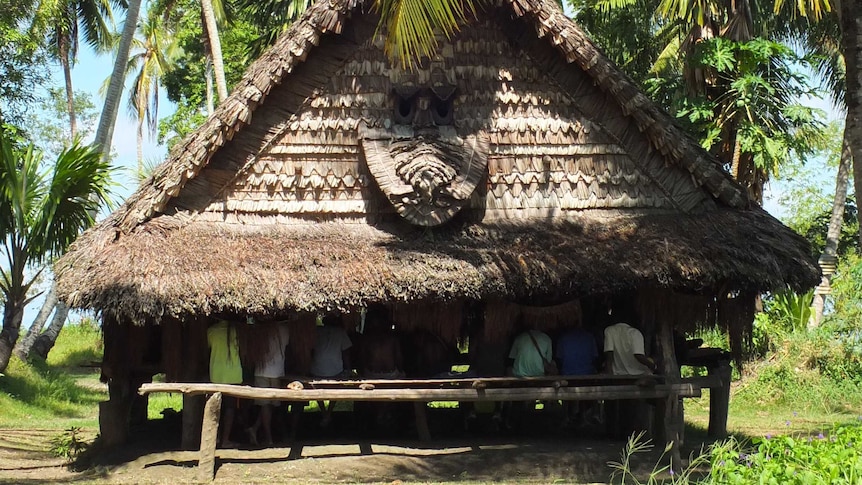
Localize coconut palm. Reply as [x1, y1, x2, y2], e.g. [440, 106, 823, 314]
[94, 0, 143, 159]
[200, 0, 227, 105]
[31, 0, 119, 139]
[0, 127, 114, 373]
[124, 9, 178, 172]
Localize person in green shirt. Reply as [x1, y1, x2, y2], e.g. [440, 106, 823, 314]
[207, 319, 243, 448]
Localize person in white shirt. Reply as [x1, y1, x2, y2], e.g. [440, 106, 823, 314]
[246, 321, 290, 446]
[601, 309, 657, 439]
[603, 322, 656, 375]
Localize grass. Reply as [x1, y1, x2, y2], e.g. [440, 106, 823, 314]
[0, 321, 105, 429]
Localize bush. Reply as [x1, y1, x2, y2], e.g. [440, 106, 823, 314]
[609, 422, 862, 484]
[707, 422, 862, 484]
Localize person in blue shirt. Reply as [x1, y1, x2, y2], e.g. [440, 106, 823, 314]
[555, 324, 601, 428]
[556, 326, 598, 376]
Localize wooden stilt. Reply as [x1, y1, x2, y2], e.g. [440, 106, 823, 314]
[182, 394, 206, 450]
[99, 396, 130, 446]
[656, 319, 683, 472]
[413, 401, 431, 441]
[198, 392, 222, 482]
[707, 360, 732, 438]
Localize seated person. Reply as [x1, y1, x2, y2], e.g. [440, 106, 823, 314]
[556, 325, 598, 376]
[508, 317, 553, 377]
[603, 321, 655, 376]
[504, 317, 553, 430]
[602, 312, 656, 439]
[246, 321, 290, 446]
[358, 306, 403, 379]
[207, 319, 243, 448]
[310, 313, 353, 427]
[556, 324, 600, 427]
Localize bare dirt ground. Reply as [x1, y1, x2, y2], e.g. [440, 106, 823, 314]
[0, 408, 695, 484]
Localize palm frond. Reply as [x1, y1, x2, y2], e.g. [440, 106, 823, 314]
[31, 141, 114, 262]
[376, 0, 476, 69]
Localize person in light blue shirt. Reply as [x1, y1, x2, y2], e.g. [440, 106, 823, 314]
[508, 324, 552, 377]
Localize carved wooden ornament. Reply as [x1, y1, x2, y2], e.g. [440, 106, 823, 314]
[360, 124, 490, 226]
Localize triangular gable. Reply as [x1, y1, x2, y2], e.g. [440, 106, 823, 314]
[117, 0, 747, 232]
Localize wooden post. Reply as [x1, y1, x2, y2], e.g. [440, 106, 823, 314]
[198, 392, 222, 482]
[182, 317, 208, 450]
[413, 401, 431, 441]
[99, 395, 130, 446]
[707, 359, 732, 438]
[656, 318, 683, 472]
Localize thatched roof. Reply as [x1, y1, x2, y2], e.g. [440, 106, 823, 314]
[54, 0, 819, 322]
[57, 208, 816, 322]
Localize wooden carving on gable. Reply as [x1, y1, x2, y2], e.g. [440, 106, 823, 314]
[360, 65, 490, 226]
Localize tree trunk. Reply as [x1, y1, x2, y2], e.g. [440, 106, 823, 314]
[840, 0, 862, 253]
[30, 302, 70, 360]
[812, 138, 851, 326]
[59, 37, 77, 140]
[137, 119, 144, 175]
[205, 57, 214, 115]
[94, 0, 143, 159]
[0, 298, 25, 373]
[14, 285, 59, 360]
[200, 0, 228, 104]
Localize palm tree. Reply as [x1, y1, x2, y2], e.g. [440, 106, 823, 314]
[124, 9, 178, 172]
[200, 0, 227, 104]
[31, 0, 118, 139]
[0, 127, 114, 373]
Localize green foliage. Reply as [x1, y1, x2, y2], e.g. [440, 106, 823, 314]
[828, 253, 862, 326]
[607, 432, 710, 483]
[707, 423, 862, 484]
[570, 0, 669, 87]
[610, 423, 862, 484]
[735, 320, 862, 411]
[0, 357, 102, 427]
[234, 0, 312, 61]
[21, 88, 98, 158]
[49, 426, 88, 460]
[374, 0, 477, 70]
[0, 0, 49, 123]
[767, 288, 813, 334]
[157, 0, 259, 145]
[670, 37, 826, 176]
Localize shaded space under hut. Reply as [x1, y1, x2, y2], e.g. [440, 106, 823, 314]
[54, 0, 818, 471]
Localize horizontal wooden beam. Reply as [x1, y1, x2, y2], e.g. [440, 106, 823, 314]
[302, 374, 662, 389]
[140, 382, 700, 402]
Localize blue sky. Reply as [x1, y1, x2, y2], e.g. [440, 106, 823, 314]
[63, 45, 174, 202]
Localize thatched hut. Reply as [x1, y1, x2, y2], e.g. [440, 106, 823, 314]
[55, 0, 818, 446]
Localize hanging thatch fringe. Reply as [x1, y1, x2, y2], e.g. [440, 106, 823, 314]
[391, 300, 464, 345]
[483, 298, 582, 343]
[718, 292, 756, 367]
[286, 313, 318, 374]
